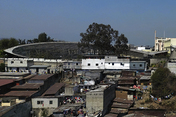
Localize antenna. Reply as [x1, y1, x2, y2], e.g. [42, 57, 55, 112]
[164, 31, 165, 38]
[155, 30, 156, 40]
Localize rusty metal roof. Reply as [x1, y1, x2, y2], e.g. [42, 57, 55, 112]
[11, 83, 43, 90]
[111, 102, 131, 109]
[43, 83, 65, 96]
[110, 108, 128, 114]
[30, 74, 54, 80]
[113, 98, 134, 104]
[104, 113, 118, 117]
[127, 109, 166, 117]
[4, 91, 37, 97]
[0, 79, 15, 87]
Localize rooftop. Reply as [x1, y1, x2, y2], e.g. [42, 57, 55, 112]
[0, 79, 15, 87]
[42, 83, 65, 96]
[30, 74, 54, 80]
[11, 83, 43, 90]
[4, 91, 37, 97]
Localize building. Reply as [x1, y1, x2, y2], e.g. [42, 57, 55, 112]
[130, 61, 147, 72]
[6, 58, 63, 74]
[32, 97, 62, 117]
[86, 84, 115, 116]
[82, 59, 105, 70]
[164, 38, 176, 53]
[104, 56, 130, 70]
[7, 58, 33, 72]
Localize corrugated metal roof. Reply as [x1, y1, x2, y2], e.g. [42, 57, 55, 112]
[43, 83, 65, 96]
[11, 83, 43, 90]
[4, 91, 37, 97]
[113, 98, 134, 104]
[30, 74, 54, 80]
[111, 102, 131, 109]
[117, 86, 136, 91]
[30, 65, 50, 68]
[0, 79, 15, 86]
[104, 113, 118, 117]
[110, 108, 128, 114]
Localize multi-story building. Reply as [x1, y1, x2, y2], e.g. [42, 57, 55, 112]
[86, 84, 115, 116]
[164, 38, 176, 53]
[154, 31, 176, 53]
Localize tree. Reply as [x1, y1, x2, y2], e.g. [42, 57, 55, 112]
[8, 38, 19, 48]
[0, 38, 10, 50]
[38, 32, 48, 42]
[18, 39, 26, 45]
[151, 67, 176, 97]
[78, 22, 129, 55]
[114, 34, 129, 56]
[38, 32, 54, 42]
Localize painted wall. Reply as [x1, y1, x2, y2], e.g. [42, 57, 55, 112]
[82, 59, 105, 69]
[32, 98, 58, 108]
[130, 61, 147, 71]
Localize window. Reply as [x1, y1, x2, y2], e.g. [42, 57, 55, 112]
[109, 63, 110, 65]
[96, 63, 98, 66]
[49, 101, 53, 104]
[88, 63, 90, 66]
[76, 63, 78, 65]
[68, 63, 70, 65]
[37, 101, 40, 104]
[133, 64, 135, 67]
[20, 61, 23, 63]
[120, 63, 124, 66]
[112, 63, 114, 66]
[37, 101, 44, 105]
[140, 64, 142, 67]
[101, 62, 103, 64]
[11, 61, 14, 64]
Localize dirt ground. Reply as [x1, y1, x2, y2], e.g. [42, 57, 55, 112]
[133, 89, 176, 117]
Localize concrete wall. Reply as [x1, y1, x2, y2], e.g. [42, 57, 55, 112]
[1, 101, 32, 117]
[150, 58, 167, 66]
[86, 91, 104, 113]
[8, 59, 28, 67]
[86, 84, 115, 115]
[65, 85, 74, 95]
[167, 62, 176, 74]
[29, 68, 47, 74]
[130, 61, 147, 71]
[63, 61, 82, 69]
[32, 98, 58, 108]
[105, 62, 130, 70]
[82, 59, 105, 69]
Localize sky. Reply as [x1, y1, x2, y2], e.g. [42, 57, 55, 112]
[1, 0, 176, 46]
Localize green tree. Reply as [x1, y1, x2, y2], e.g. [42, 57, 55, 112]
[114, 34, 129, 56]
[38, 32, 48, 42]
[8, 38, 19, 48]
[78, 22, 129, 55]
[151, 67, 176, 97]
[0, 38, 10, 50]
[38, 32, 54, 42]
[18, 39, 26, 45]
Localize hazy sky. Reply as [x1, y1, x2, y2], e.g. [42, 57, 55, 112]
[1, 0, 176, 46]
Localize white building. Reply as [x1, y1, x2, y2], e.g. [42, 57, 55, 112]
[82, 59, 105, 70]
[7, 58, 33, 72]
[104, 56, 130, 70]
